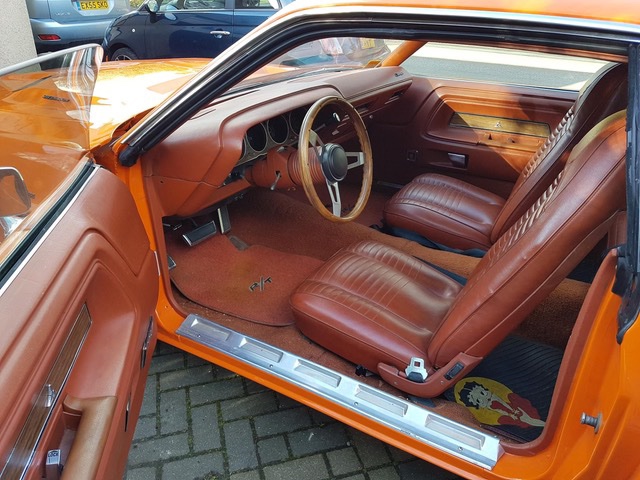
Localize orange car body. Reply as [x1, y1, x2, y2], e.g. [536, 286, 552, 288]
[2, 0, 640, 478]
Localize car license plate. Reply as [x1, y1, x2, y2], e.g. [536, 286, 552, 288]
[78, 1, 109, 10]
[359, 38, 376, 49]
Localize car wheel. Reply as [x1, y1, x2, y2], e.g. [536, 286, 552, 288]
[111, 48, 138, 61]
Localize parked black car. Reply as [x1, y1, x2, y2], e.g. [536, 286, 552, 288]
[102, 0, 292, 60]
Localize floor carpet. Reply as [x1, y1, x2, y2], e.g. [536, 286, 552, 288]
[167, 232, 323, 326]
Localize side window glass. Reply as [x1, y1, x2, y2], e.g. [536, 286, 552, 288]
[235, 0, 276, 9]
[183, 0, 225, 9]
[159, 0, 182, 11]
[401, 42, 608, 91]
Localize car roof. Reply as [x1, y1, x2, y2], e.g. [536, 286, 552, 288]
[279, 0, 640, 25]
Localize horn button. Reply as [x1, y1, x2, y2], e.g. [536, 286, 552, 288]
[320, 144, 348, 183]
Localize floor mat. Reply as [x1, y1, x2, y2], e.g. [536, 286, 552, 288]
[444, 335, 563, 443]
[166, 233, 323, 326]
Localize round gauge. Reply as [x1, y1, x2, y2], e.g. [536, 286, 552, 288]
[289, 107, 307, 135]
[246, 123, 268, 152]
[267, 115, 288, 144]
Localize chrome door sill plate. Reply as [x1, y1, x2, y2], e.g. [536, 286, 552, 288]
[177, 314, 504, 469]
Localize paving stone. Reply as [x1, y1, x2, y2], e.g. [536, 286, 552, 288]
[221, 391, 278, 422]
[245, 379, 269, 395]
[257, 435, 289, 465]
[310, 408, 335, 426]
[155, 342, 182, 356]
[186, 354, 210, 368]
[288, 423, 349, 457]
[128, 433, 190, 465]
[190, 377, 245, 406]
[398, 459, 459, 480]
[349, 429, 392, 468]
[149, 352, 185, 375]
[162, 452, 225, 480]
[191, 403, 222, 452]
[389, 445, 414, 463]
[159, 365, 214, 391]
[159, 389, 188, 434]
[223, 419, 258, 472]
[275, 393, 300, 410]
[263, 454, 329, 480]
[140, 378, 157, 417]
[133, 415, 157, 441]
[369, 466, 401, 480]
[230, 471, 262, 480]
[125, 466, 157, 480]
[341, 475, 366, 480]
[254, 407, 313, 437]
[327, 447, 362, 476]
[213, 365, 238, 380]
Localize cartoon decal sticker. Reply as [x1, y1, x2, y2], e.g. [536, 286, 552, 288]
[454, 377, 545, 428]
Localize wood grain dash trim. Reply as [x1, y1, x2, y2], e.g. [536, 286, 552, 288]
[1, 305, 91, 480]
[450, 112, 551, 138]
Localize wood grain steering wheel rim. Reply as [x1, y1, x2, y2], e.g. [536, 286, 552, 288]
[298, 96, 373, 222]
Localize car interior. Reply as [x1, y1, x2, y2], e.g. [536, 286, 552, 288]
[135, 38, 629, 457]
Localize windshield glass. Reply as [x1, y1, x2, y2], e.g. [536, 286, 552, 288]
[235, 37, 393, 89]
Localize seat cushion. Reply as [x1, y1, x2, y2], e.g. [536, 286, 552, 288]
[290, 241, 463, 373]
[383, 174, 505, 251]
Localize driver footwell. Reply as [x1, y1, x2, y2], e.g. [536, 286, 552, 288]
[166, 231, 322, 326]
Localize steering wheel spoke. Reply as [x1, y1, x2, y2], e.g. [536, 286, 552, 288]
[326, 180, 342, 217]
[346, 151, 365, 170]
[298, 96, 373, 223]
[309, 129, 325, 148]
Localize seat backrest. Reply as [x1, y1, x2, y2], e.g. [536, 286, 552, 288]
[427, 110, 627, 368]
[489, 63, 627, 243]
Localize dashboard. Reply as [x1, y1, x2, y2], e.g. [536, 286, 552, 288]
[142, 66, 412, 217]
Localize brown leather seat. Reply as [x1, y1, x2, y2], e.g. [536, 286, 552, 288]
[291, 111, 627, 397]
[383, 62, 627, 252]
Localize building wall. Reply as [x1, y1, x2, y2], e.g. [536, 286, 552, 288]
[0, 0, 37, 69]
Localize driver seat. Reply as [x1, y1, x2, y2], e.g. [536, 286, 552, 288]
[290, 111, 626, 397]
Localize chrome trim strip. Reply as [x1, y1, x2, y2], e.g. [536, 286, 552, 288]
[0, 164, 99, 298]
[177, 314, 504, 469]
[1, 305, 92, 480]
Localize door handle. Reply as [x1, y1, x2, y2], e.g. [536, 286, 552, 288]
[210, 30, 231, 38]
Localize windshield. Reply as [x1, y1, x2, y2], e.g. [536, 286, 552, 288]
[235, 37, 393, 90]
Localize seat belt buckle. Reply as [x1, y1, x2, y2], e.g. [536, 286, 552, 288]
[405, 357, 428, 383]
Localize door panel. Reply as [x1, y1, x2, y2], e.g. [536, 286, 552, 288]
[145, 10, 234, 58]
[369, 77, 575, 197]
[0, 166, 158, 479]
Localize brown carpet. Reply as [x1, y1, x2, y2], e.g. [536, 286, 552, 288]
[167, 233, 323, 326]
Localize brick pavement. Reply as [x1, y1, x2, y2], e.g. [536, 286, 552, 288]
[126, 342, 463, 480]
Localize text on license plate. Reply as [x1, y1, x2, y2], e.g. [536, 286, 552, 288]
[79, 1, 109, 10]
[359, 38, 376, 49]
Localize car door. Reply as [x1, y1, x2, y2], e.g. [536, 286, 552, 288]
[369, 43, 608, 197]
[0, 47, 158, 479]
[145, 0, 234, 59]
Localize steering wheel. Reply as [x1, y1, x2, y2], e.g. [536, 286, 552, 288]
[298, 96, 373, 222]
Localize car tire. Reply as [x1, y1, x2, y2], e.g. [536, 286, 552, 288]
[111, 47, 138, 61]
